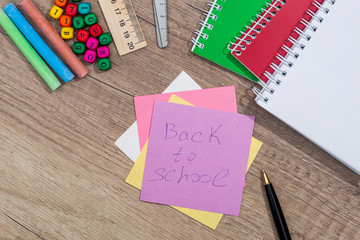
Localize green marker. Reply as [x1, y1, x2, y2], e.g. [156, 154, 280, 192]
[0, 8, 61, 91]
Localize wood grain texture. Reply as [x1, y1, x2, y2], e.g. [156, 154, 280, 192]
[0, 0, 359, 239]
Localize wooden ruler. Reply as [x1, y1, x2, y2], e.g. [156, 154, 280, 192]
[98, 0, 147, 56]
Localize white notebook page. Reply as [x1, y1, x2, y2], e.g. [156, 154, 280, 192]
[256, 0, 360, 173]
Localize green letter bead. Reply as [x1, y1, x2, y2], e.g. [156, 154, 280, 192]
[72, 16, 85, 30]
[99, 32, 113, 46]
[84, 12, 98, 26]
[73, 42, 86, 54]
[98, 58, 111, 71]
[72, 0, 82, 2]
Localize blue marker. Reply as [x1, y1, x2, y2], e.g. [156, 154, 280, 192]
[4, 2, 75, 82]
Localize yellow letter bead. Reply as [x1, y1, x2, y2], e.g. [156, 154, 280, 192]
[49, 5, 64, 20]
[61, 27, 74, 39]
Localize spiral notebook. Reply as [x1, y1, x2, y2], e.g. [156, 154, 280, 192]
[230, 0, 360, 174]
[191, 0, 269, 82]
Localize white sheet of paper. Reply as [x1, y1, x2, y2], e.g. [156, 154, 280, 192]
[114, 71, 202, 162]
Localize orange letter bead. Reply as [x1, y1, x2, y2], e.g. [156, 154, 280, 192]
[59, 15, 72, 27]
[49, 5, 64, 20]
[55, 0, 67, 8]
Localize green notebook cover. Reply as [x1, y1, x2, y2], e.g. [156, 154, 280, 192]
[191, 0, 270, 82]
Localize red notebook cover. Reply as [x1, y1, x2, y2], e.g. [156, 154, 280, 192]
[230, 0, 328, 83]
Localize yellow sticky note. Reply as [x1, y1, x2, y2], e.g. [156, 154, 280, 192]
[126, 94, 263, 229]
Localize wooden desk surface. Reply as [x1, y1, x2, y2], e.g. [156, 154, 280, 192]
[0, 0, 359, 239]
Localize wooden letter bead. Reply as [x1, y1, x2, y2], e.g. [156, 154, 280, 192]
[98, 58, 111, 71]
[73, 42, 86, 54]
[76, 29, 89, 42]
[97, 46, 110, 58]
[55, 0, 67, 8]
[65, 3, 78, 17]
[59, 15, 72, 27]
[86, 37, 99, 50]
[78, 3, 91, 15]
[84, 12, 98, 26]
[89, 23, 103, 38]
[72, 16, 85, 30]
[61, 27, 74, 40]
[49, 5, 64, 20]
[84, 49, 97, 63]
[99, 32, 112, 46]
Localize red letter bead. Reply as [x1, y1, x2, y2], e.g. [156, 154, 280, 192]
[89, 23, 103, 38]
[86, 37, 99, 50]
[97, 46, 110, 58]
[65, 3, 78, 17]
[76, 29, 89, 42]
[84, 49, 97, 63]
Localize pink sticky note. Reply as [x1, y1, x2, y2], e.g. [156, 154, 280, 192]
[140, 101, 254, 215]
[135, 86, 237, 149]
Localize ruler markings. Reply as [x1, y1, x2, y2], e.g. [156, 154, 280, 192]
[98, 0, 147, 56]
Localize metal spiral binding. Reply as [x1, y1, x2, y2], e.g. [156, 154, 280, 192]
[289, 36, 305, 49]
[191, 0, 225, 50]
[300, 19, 317, 32]
[253, 0, 334, 103]
[307, 9, 323, 22]
[207, 0, 223, 11]
[191, 38, 205, 49]
[264, 71, 281, 85]
[229, 0, 285, 54]
[199, 20, 213, 30]
[195, 30, 208, 40]
[282, 45, 299, 59]
[203, 12, 218, 21]
[253, 87, 269, 103]
[258, 80, 275, 94]
[295, 27, 311, 40]
[313, 1, 329, 13]
[270, 62, 287, 76]
[276, 54, 293, 67]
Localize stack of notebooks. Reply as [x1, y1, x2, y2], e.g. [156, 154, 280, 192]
[192, 0, 360, 174]
[115, 72, 263, 229]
